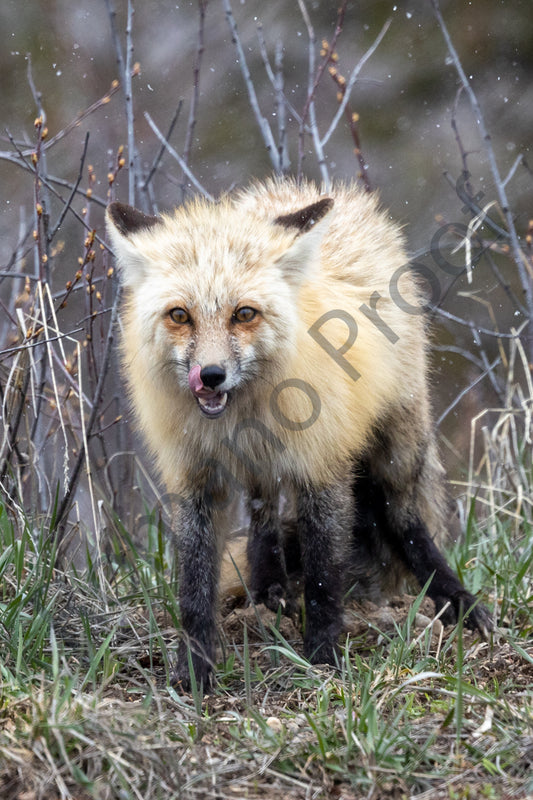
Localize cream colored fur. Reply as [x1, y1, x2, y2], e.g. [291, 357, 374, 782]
[107, 179, 429, 502]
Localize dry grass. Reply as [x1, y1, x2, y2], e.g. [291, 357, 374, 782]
[0, 391, 531, 799]
[1, 2, 532, 798]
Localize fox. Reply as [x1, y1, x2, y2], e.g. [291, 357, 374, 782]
[106, 178, 492, 690]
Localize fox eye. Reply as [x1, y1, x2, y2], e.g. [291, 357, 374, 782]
[233, 306, 257, 323]
[168, 307, 190, 324]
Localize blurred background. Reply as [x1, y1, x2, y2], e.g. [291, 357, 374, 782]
[0, 0, 531, 536]
[1, 0, 531, 232]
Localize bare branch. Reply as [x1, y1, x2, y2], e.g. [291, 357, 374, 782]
[0, 81, 120, 161]
[142, 100, 183, 199]
[432, 0, 533, 360]
[436, 357, 501, 428]
[503, 154, 525, 189]
[125, 0, 138, 206]
[181, 0, 208, 182]
[104, 0, 126, 81]
[299, 0, 347, 134]
[273, 40, 289, 174]
[256, 23, 303, 125]
[297, 0, 329, 186]
[433, 306, 527, 339]
[320, 18, 391, 148]
[53, 288, 123, 537]
[144, 112, 213, 200]
[0, 328, 84, 359]
[49, 132, 90, 241]
[221, 0, 280, 172]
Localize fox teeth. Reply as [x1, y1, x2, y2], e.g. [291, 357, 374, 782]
[198, 393, 228, 415]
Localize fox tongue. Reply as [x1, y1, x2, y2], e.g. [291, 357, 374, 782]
[188, 365, 228, 414]
[188, 365, 219, 398]
[188, 365, 204, 395]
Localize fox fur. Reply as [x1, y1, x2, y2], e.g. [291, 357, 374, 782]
[106, 178, 491, 689]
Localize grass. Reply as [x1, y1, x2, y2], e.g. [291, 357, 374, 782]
[0, 4, 531, 794]
[0, 445, 532, 800]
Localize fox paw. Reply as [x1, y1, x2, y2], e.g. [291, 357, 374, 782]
[304, 633, 340, 667]
[434, 591, 493, 638]
[250, 579, 298, 613]
[171, 648, 214, 693]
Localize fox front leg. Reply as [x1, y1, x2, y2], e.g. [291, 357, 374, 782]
[172, 496, 220, 692]
[297, 482, 353, 665]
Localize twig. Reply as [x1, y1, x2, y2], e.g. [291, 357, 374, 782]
[1, 146, 111, 247]
[274, 40, 289, 174]
[26, 53, 45, 121]
[0, 294, 21, 331]
[0, 271, 33, 280]
[181, 0, 208, 188]
[433, 307, 527, 338]
[297, 0, 329, 186]
[49, 132, 90, 241]
[0, 374, 31, 483]
[53, 288, 123, 538]
[320, 18, 391, 148]
[221, 0, 279, 171]
[0, 328, 84, 358]
[256, 27, 302, 172]
[436, 357, 501, 428]
[144, 112, 213, 200]
[468, 316, 506, 400]
[483, 247, 527, 316]
[143, 100, 183, 197]
[0, 150, 110, 249]
[432, 344, 484, 371]
[104, 0, 126, 86]
[104, 0, 142, 207]
[299, 0, 347, 139]
[450, 87, 475, 201]
[0, 147, 109, 209]
[442, 172, 509, 239]
[502, 154, 525, 189]
[431, 0, 533, 362]
[0, 217, 33, 289]
[125, 0, 138, 206]
[0, 81, 120, 161]
[256, 23, 303, 126]
[327, 63, 371, 191]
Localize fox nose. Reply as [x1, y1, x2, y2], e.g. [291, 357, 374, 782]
[200, 364, 226, 389]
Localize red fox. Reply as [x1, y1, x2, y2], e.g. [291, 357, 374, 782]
[106, 178, 491, 690]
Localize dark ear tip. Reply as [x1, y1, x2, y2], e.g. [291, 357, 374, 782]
[106, 200, 121, 215]
[107, 202, 161, 237]
[274, 197, 334, 234]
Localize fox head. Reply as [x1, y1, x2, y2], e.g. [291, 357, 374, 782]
[106, 195, 333, 419]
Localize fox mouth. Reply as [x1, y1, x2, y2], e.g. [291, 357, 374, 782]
[196, 390, 228, 418]
[188, 365, 229, 418]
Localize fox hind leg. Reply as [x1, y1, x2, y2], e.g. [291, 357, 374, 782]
[355, 412, 492, 636]
[247, 487, 290, 612]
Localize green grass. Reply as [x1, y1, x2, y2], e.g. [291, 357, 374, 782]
[0, 481, 531, 800]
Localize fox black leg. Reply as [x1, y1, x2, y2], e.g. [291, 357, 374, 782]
[297, 483, 352, 665]
[247, 488, 288, 612]
[173, 496, 220, 691]
[355, 419, 492, 637]
[390, 516, 492, 633]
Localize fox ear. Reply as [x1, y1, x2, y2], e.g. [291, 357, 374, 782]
[106, 202, 162, 286]
[107, 202, 161, 237]
[274, 197, 334, 234]
[274, 198, 334, 286]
